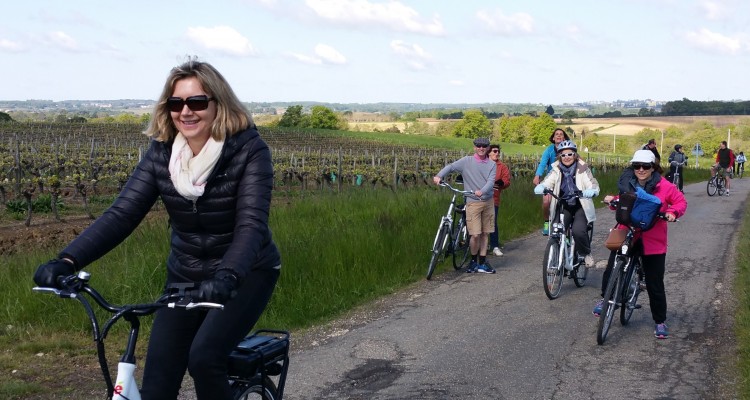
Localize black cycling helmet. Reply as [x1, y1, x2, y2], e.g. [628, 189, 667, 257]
[556, 140, 577, 153]
[549, 128, 570, 143]
[674, 144, 682, 151]
[473, 137, 490, 147]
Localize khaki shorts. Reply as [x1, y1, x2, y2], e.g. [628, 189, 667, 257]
[465, 200, 495, 236]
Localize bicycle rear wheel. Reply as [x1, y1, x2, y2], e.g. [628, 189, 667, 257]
[707, 177, 717, 196]
[452, 217, 470, 270]
[427, 224, 450, 280]
[620, 257, 642, 325]
[597, 257, 624, 345]
[232, 375, 279, 400]
[542, 238, 564, 300]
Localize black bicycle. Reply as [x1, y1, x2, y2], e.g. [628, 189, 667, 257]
[596, 203, 673, 345]
[707, 169, 727, 197]
[34, 271, 289, 400]
[538, 189, 593, 300]
[669, 161, 685, 192]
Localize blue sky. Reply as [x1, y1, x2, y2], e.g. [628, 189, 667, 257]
[2, 0, 749, 104]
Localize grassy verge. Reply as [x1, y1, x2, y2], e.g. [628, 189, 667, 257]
[736, 199, 750, 398]
[0, 167, 726, 398]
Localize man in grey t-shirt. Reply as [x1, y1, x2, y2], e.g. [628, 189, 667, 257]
[433, 137, 497, 273]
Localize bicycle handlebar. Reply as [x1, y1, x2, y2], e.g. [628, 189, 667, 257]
[33, 271, 225, 312]
[438, 181, 474, 197]
[602, 198, 679, 222]
[542, 188, 583, 201]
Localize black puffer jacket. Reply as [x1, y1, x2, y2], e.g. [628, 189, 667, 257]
[60, 126, 280, 284]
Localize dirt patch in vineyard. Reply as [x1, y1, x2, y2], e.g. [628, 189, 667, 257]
[0, 216, 95, 256]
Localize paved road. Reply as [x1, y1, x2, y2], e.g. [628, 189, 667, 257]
[283, 177, 744, 400]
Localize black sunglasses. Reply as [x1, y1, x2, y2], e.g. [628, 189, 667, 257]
[631, 163, 653, 170]
[166, 95, 214, 112]
[475, 144, 489, 148]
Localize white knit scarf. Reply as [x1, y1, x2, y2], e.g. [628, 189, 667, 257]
[169, 132, 224, 201]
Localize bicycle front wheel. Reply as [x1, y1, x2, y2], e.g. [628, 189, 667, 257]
[542, 239, 564, 300]
[427, 224, 450, 280]
[707, 177, 717, 196]
[232, 375, 279, 400]
[620, 257, 642, 325]
[597, 258, 624, 345]
[717, 176, 726, 196]
[452, 219, 470, 270]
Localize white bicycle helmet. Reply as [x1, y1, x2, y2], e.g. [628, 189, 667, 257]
[556, 140, 577, 153]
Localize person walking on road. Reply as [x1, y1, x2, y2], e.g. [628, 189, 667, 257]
[433, 137, 497, 273]
[598, 149, 687, 339]
[488, 144, 511, 257]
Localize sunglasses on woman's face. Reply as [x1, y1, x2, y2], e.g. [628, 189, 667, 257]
[632, 163, 653, 170]
[560, 152, 576, 158]
[490, 149, 499, 153]
[166, 95, 214, 112]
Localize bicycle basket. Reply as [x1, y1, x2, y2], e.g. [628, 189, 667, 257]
[616, 188, 662, 231]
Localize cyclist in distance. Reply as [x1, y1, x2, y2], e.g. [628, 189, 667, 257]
[599, 150, 687, 339]
[533, 140, 599, 268]
[488, 143, 511, 257]
[532, 128, 570, 235]
[667, 144, 688, 192]
[711, 140, 734, 196]
[736, 151, 747, 176]
[33, 58, 281, 400]
[433, 137, 497, 273]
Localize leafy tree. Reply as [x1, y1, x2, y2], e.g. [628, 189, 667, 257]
[497, 114, 533, 144]
[529, 113, 557, 145]
[0, 111, 13, 122]
[451, 109, 491, 139]
[309, 105, 340, 130]
[278, 105, 307, 128]
[403, 121, 430, 135]
[545, 105, 554, 116]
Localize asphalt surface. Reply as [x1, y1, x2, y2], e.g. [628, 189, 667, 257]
[281, 177, 744, 400]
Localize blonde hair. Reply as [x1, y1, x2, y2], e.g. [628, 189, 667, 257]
[145, 58, 253, 142]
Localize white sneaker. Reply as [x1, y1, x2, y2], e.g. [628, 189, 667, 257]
[584, 254, 595, 268]
[492, 247, 504, 256]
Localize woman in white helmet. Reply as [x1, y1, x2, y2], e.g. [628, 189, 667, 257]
[533, 140, 600, 267]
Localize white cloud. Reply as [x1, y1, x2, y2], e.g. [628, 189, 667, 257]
[0, 39, 25, 52]
[699, 0, 729, 20]
[684, 28, 744, 55]
[315, 44, 347, 64]
[47, 31, 79, 51]
[286, 52, 323, 65]
[186, 26, 257, 57]
[476, 9, 534, 35]
[449, 80, 464, 86]
[285, 44, 346, 65]
[390, 39, 432, 70]
[305, 0, 444, 35]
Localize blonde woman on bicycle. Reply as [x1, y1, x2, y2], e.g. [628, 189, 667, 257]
[34, 59, 281, 400]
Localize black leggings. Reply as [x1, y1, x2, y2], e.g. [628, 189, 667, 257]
[140, 267, 280, 400]
[561, 203, 591, 256]
[601, 250, 667, 324]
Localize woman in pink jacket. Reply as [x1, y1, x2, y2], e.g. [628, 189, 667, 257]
[597, 150, 687, 339]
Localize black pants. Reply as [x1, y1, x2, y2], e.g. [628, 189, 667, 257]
[140, 267, 280, 400]
[601, 250, 667, 324]
[561, 203, 591, 256]
[668, 165, 684, 191]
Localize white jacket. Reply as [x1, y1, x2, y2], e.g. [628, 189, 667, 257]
[540, 159, 600, 223]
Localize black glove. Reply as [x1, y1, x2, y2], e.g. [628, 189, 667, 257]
[34, 259, 76, 288]
[494, 179, 504, 189]
[198, 270, 239, 303]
